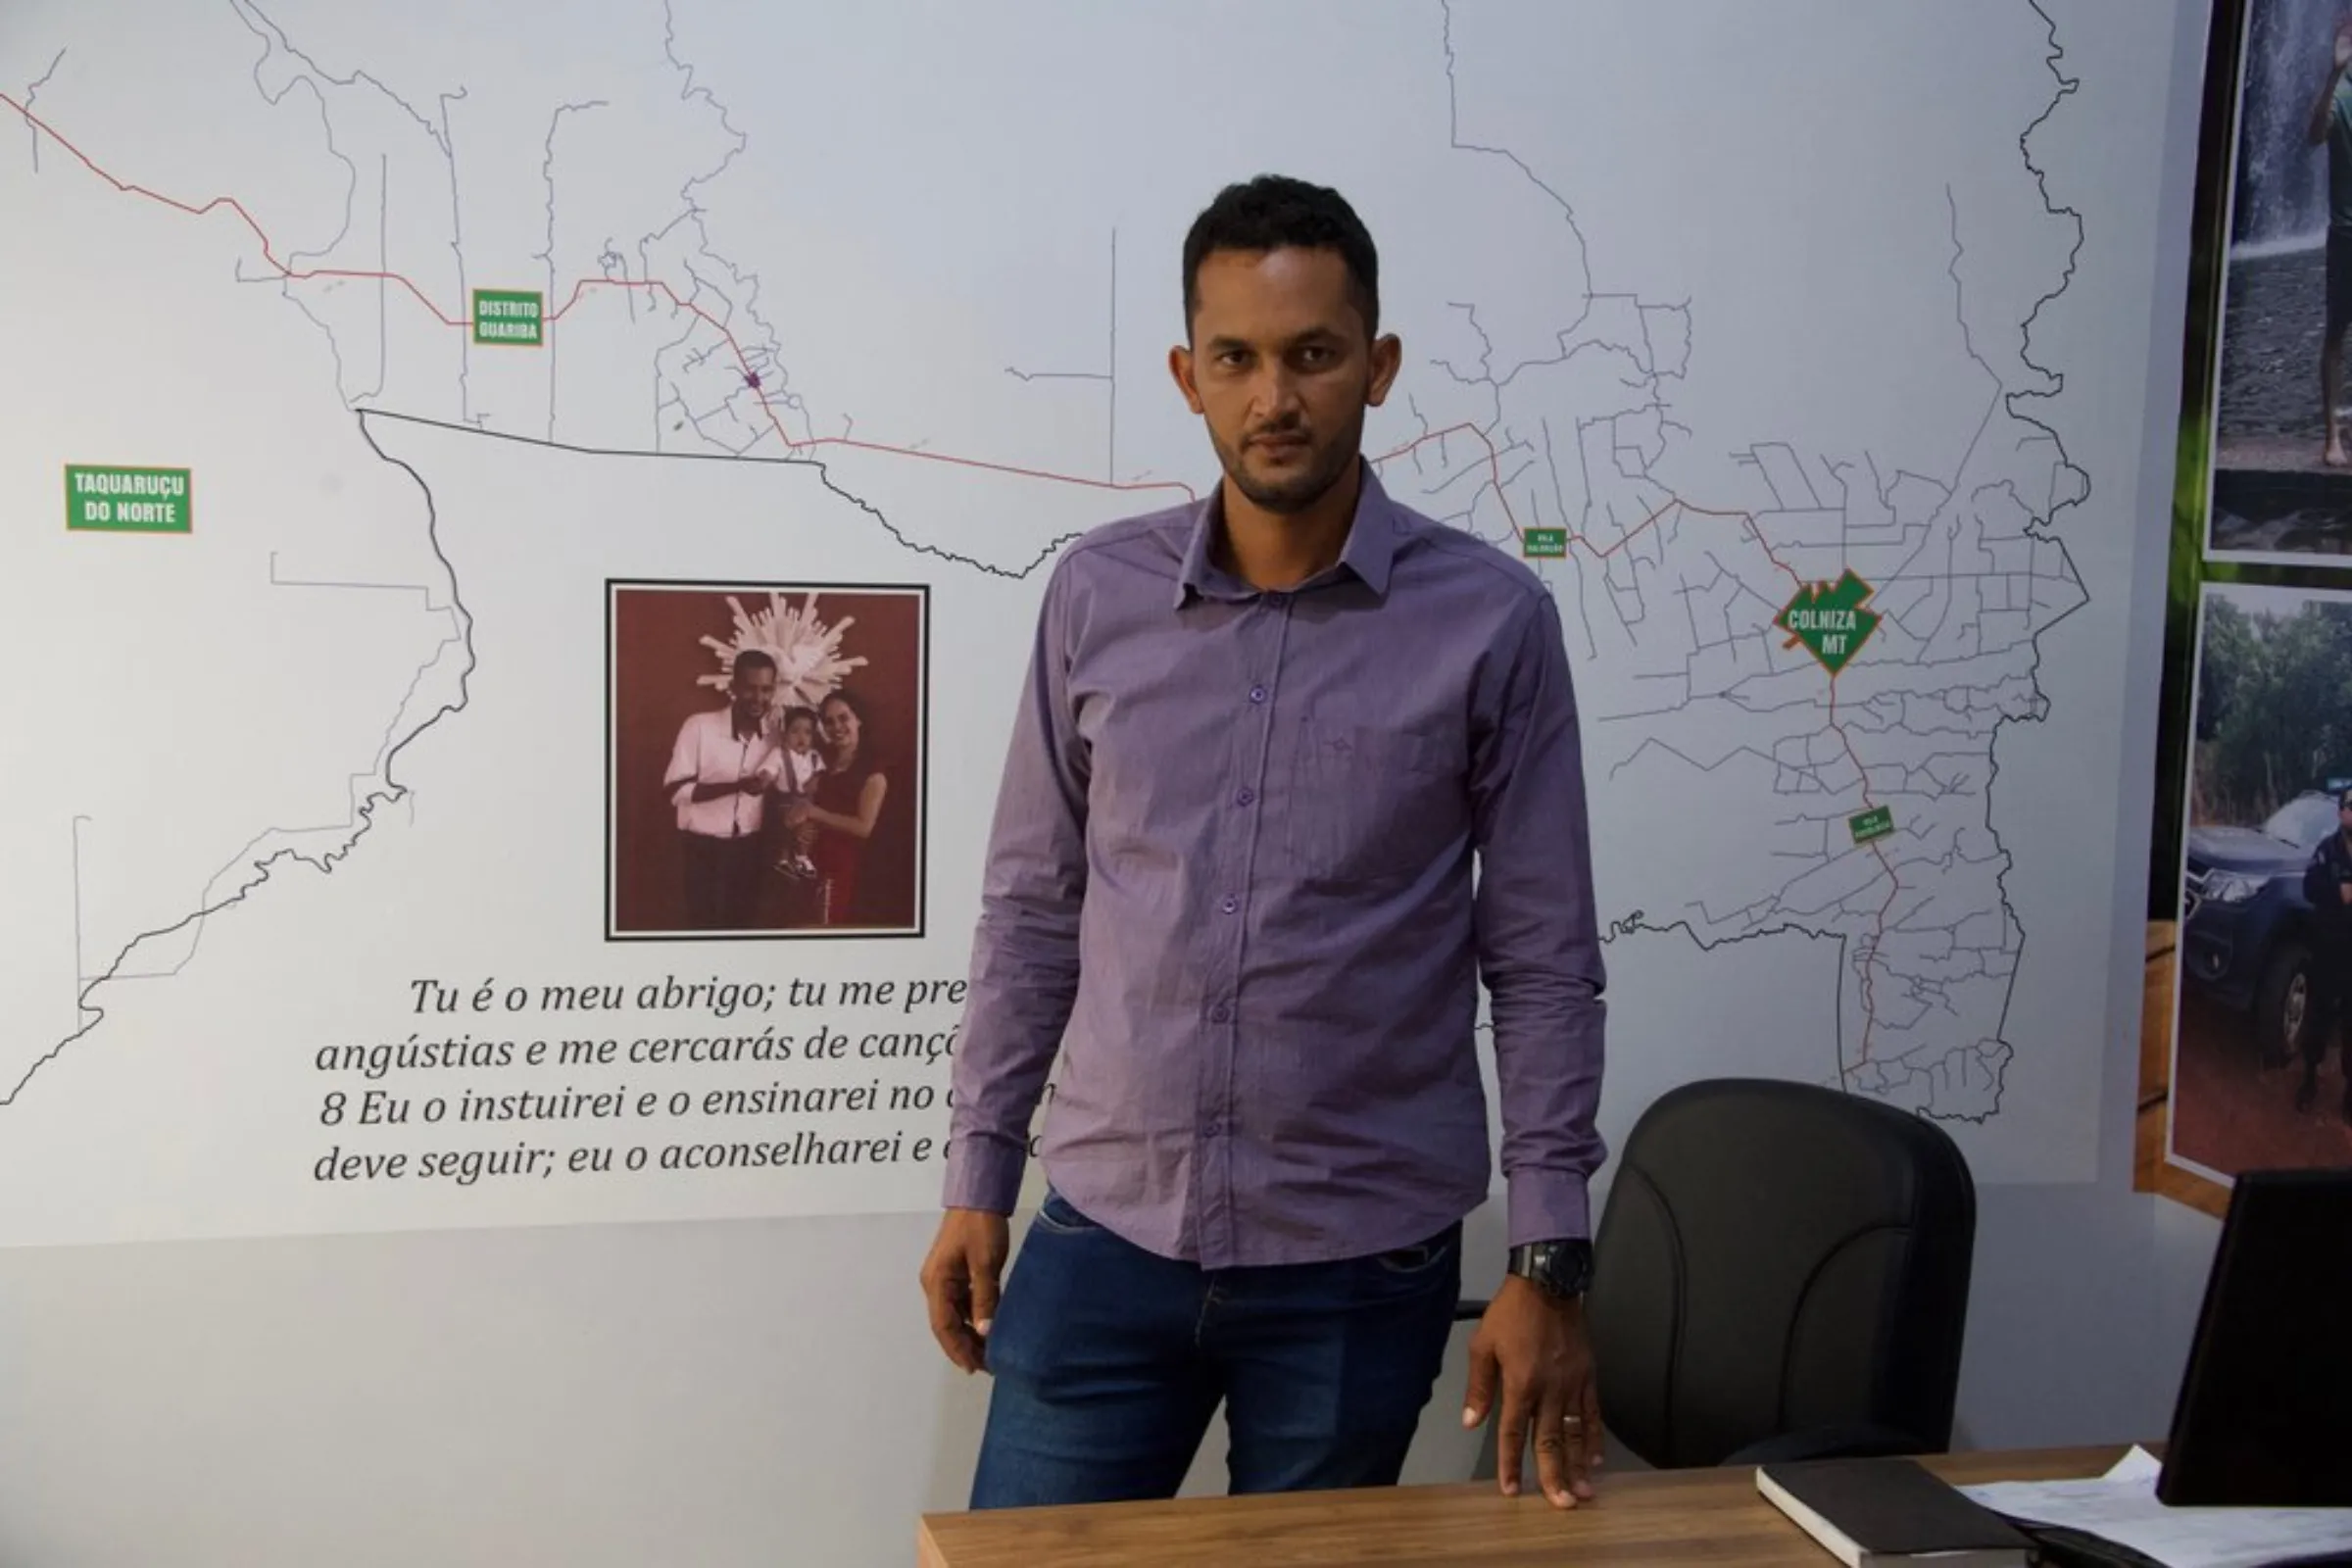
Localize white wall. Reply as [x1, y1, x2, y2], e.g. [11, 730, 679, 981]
[0, 2, 2221, 1563]
[1937, 0, 2226, 1454]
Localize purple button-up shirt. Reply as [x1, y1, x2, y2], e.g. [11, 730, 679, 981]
[943, 466, 1607, 1268]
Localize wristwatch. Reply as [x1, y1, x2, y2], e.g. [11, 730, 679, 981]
[1506, 1239, 1593, 1300]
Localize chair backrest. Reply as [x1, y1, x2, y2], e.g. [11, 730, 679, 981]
[1585, 1077, 1977, 1469]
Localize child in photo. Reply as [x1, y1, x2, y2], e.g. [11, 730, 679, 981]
[772, 704, 827, 880]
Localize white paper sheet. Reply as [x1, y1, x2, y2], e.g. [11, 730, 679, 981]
[1957, 1447, 2352, 1568]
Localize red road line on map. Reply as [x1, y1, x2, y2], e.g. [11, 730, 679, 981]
[11, 86, 1906, 1070]
[1370, 421, 1526, 533]
[1720, 492, 1883, 1066]
[6, 91, 1193, 500]
[1367, 428, 1810, 583]
[1680, 500, 1807, 591]
[1828, 684, 1899, 1068]
[10, 90, 1816, 539]
[543, 274, 1200, 495]
[1377, 418, 1891, 1063]
[2, 92, 467, 327]
[1367, 416, 1888, 1062]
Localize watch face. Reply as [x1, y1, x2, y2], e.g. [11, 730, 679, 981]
[1529, 1242, 1591, 1296]
[1533, 1241, 1590, 1298]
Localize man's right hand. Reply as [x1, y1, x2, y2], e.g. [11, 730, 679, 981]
[920, 1208, 1010, 1374]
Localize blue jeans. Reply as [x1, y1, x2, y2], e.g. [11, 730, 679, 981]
[968, 1191, 1462, 1509]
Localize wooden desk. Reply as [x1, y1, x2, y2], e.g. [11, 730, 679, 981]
[918, 1445, 2131, 1566]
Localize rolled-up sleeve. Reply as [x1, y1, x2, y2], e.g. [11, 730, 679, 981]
[1469, 588, 1608, 1245]
[943, 555, 1092, 1213]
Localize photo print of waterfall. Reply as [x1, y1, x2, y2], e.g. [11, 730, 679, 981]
[2213, 0, 2352, 559]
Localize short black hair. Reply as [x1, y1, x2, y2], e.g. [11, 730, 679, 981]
[781, 705, 820, 730]
[1182, 174, 1380, 339]
[731, 649, 777, 679]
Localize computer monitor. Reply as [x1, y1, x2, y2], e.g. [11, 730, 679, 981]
[2157, 1166, 2352, 1507]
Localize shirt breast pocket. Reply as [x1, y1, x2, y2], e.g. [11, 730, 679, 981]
[1282, 719, 1462, 886]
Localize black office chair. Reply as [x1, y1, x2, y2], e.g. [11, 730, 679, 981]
[1462, 1076, 1978, 1475]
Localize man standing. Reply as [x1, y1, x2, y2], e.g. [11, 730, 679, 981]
[2296, 786, 2352, 1118]
[921, 174, 1609, 1512]
[662, 648, 782, 930]
[2304, 17, 2352, 466]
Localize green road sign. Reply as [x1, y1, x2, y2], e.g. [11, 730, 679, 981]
[1778, 569, 1880, 675]
[1849, 805, 1894, 845]
[1521, 527, 1568, 559]
[65, 465, 192, 533]
[472, 289, 545, 346]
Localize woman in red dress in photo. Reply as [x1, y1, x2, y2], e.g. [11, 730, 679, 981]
[790, 689, 889, 927]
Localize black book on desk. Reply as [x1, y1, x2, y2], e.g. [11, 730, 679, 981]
[1756, 1457, 2034, 1567]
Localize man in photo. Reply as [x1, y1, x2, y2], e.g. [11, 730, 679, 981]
[2306, 14, 2352, 466]
[921, 175, 1609, 1513]
[2296, 786, 2352, 1117]
[662, 648, 782, 930]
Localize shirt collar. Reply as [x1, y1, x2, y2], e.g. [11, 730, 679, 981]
[1173, 460, 1398, 608]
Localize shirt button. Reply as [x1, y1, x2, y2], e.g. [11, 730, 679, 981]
[1220, 895, 1238, 914]
[1236, 788, 1254, 808]
[1249, 685, 1267, 704]
[1210, 1002, 1232, 1023]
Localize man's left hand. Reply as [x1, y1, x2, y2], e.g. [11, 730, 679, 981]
[1462, 1275, 1602, 1507]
